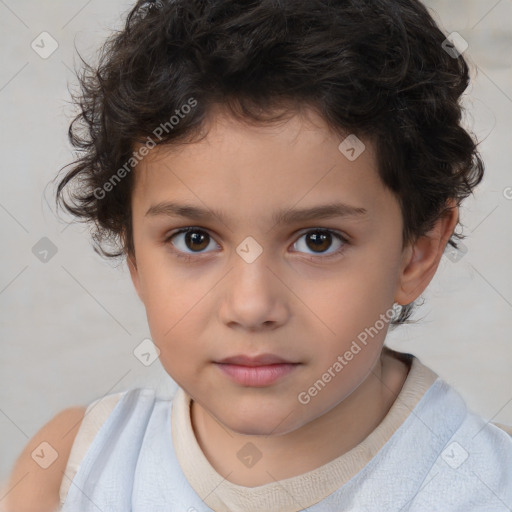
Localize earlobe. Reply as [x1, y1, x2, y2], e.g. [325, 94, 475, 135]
[395, 202, 459, 305]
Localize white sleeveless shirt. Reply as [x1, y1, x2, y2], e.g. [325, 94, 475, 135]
[59, 350, 512, 511]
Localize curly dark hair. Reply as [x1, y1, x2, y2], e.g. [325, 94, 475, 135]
[55, 0, 484, 325]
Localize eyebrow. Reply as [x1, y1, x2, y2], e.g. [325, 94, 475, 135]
[145, 201, 368, 226]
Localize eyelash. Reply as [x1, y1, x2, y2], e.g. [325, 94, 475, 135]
[164, 227, 349, 262]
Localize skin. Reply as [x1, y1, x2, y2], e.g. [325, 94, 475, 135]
[2, 407, 86, 512]
[127, 105, 458, 486]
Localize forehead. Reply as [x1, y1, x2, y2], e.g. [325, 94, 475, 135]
[130, 107, 391, 225]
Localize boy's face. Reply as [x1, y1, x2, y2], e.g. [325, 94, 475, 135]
[129, 107, 415, 435]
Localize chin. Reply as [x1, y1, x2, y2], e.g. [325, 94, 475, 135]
[218, 406, 304, 437]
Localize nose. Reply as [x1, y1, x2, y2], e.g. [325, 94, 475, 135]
[218, 249, 289, 331]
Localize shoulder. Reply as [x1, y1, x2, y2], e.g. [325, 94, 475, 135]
[57, 391, 126, 504]
[1, 406, 86, 512]
[2, 389, 166, 512]
[418, 408, 512, 509]
[491, 421, 512, 437]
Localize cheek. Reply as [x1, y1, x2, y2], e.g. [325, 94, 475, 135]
[301, 251, 400, 365]
[137, 251, 215, 353]
[140, 268, 208, 383]
[300, 256, 397, 329]
[143, 272, 205, 337]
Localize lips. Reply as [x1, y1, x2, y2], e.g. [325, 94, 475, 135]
[216, 353, 295, 366]
[214, 353, 300, 386]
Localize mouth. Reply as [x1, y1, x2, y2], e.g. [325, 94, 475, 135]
[214, 353, 300, 387]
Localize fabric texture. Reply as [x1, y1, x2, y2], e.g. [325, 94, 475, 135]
[59, 392, 125, 505]
[59, 349, 512, 511]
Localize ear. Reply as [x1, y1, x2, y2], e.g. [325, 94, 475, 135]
[395, 201, 459, 305]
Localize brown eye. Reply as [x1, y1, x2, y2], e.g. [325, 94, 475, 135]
[293, 229, 347, 257]
[305, 231, 332, 252]
[167, 228, 218, 254]
[185, 230, 209, 251]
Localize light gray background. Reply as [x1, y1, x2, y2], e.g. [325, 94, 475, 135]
[1, 0, 511, 486]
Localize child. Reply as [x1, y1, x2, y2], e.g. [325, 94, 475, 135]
[4, 0, 512, 510]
